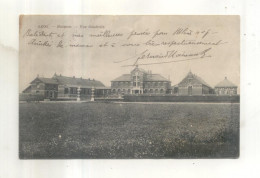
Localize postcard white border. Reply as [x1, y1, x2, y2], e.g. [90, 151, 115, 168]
[0, 0, 259, 177]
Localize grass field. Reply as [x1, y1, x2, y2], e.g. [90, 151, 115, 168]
[19, 102, 239, 159]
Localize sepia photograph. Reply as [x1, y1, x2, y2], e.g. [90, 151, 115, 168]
[19, 15, 240, 159]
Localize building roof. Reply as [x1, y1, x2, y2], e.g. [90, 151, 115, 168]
[215, 77, 237, 88]
[30, 77, 58, 84]
[177, 71, 212, 88]
[54, 75, 105, 88]
[111, 74, 132, 82]
[29, 74, 106, 88]
[146, 74, 169, 81]
[111, 73, 170, 82]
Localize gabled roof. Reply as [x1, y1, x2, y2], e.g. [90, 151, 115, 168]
[177, 71, 212, 88]
[215, 77, 237, 88]
[22, 85, 32, 93]
[54, 75, 105, 88]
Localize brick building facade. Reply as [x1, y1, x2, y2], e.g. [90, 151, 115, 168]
[22, 73, 110, 100]
[172, 71, 214, 95]
[111, 66, 171, 95]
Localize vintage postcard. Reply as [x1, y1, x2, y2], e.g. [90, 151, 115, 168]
[19, 15, 240, 159]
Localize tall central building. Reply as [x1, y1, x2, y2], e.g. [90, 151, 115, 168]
[111, 66, 171, 95]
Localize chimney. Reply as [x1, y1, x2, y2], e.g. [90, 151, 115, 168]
[73, 76, 75, 78]
[225, 76, 227, 79]
[37, 74, 39, 78]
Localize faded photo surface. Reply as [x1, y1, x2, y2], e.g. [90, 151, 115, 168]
[19, 15, 240, 159]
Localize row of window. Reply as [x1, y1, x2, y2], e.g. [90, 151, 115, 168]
[63, 88, 110, 95]
[112, 82, 170, 87]
[64, 88, 92, 95]
[133, 76, 140, 81]
[216, 90, 237, 95]
[112, 89, 165, 94]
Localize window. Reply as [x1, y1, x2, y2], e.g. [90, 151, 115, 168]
[49, 91, 53, 97]
[64, 88, 69, 94]
[133, 82, 136, 86]
[81, 88, 85, 94]
[174, 87, 178, 94]
[73, 88, 77, 94]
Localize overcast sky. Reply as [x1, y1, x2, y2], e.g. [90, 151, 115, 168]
[19, 15, 240, 93]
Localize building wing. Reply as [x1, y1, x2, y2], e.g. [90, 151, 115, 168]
[215, 77, 237, 88]
[54, 75, 106, 88]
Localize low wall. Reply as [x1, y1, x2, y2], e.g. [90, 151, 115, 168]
[123, 95, 240, 103]
[19, 93, 45, 102]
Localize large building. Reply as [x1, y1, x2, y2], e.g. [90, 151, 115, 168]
[172, 71, 214, 95]
[214, 77, 237, 95]
[111, 66, 171, 94]
[22, 73, 110, 100]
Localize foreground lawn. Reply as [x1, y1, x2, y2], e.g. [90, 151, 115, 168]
[19, 102, 239, 158]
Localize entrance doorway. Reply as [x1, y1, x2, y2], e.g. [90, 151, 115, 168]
[134, 90, 140, 94]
